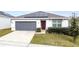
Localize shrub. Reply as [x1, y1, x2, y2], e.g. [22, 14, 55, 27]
[36, 28, 41, 32]
[46, 27, 70, 35]
[46, 27, 53, 33]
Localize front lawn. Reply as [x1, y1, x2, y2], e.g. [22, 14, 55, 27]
[0, 28, 12, 37]
[31, 33, 79, 47]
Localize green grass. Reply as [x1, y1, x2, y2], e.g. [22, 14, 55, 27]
[31, 33, 79, 47]
[0, 28, 12, 37]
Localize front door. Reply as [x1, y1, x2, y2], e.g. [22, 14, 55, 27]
[41, 20, 46, 29]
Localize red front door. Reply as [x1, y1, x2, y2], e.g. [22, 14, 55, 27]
[41, 20, 46, 29]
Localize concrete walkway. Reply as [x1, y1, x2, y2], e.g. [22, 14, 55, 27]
[29, 44, 56, 47]
[0, 31, 35, 46]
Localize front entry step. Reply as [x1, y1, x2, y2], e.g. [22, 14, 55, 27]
[36, 30, 45, 34]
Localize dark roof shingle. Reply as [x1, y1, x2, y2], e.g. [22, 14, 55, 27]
[0, 11, 14, 18]
[17, 11, 67, 19]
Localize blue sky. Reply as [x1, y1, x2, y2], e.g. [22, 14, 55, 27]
[5, 11, 79, 17]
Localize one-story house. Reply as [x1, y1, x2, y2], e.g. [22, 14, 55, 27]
[11, 11, 69, 31]
[0, 11, 13, 29]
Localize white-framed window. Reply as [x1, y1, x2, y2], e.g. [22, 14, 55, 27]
[52, 20, 62, 28]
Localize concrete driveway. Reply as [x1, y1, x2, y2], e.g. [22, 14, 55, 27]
[0, 31, 35, 46]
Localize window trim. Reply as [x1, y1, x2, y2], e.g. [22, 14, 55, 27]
[52, 20, 62, 28]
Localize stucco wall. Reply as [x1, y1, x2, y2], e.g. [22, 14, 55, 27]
[46, 20, 52, 29]
[62, 20, 69, 28]
[0, 16, 11, 29]
[46, 20, 69, 29]
[11, 19, 69, 31]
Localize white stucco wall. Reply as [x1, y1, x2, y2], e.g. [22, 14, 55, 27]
[46, 20, 69, 29]
[0, 16, 11, 29]
[46, 20, 52, 29]
[11, 19, 41, 31]
[11, 18, 69, 31]
[11, 19, 54, 31]
[62, 20, 69, 28]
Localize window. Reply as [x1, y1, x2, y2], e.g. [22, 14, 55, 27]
[58, 20, 61, 23]
[53, 24, 56, 28]
[53, 20, 57, 23]
[58, 24, 61, 28]
[52, 20, 62, 28]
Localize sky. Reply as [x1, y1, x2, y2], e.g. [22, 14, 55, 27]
[5, 11, 79, 17]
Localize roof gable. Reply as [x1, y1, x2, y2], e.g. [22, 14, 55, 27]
[17, 11, 67, 19]
[0, 11, 14, 18]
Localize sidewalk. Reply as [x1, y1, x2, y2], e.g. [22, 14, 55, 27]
[29, 44, 56, 47]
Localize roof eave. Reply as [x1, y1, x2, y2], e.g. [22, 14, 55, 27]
[11, 17, 68, 20]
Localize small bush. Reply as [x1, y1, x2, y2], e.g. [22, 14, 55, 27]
[36, 28, 41, 32]
[46, 27, 70, 35]
[46, 27, 53, 33]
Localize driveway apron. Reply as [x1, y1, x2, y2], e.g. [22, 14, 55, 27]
[0, 31, 35, 46]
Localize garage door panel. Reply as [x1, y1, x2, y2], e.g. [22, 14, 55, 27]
[15, 21, 36, 31]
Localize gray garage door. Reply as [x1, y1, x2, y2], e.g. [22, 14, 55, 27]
[15, 21, 36, 31]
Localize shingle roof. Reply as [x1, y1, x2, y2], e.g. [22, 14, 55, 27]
[17, 11, 67, 19]
[0, 11, 14, 18]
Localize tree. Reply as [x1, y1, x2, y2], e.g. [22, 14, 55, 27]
[69, 13, 79, 43]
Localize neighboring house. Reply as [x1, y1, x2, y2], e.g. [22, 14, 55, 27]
[11, 11, 69, 31]
[0, 11, 13, 29]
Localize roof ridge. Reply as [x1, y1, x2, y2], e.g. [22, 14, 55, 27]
[17, 11, 67, 18]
